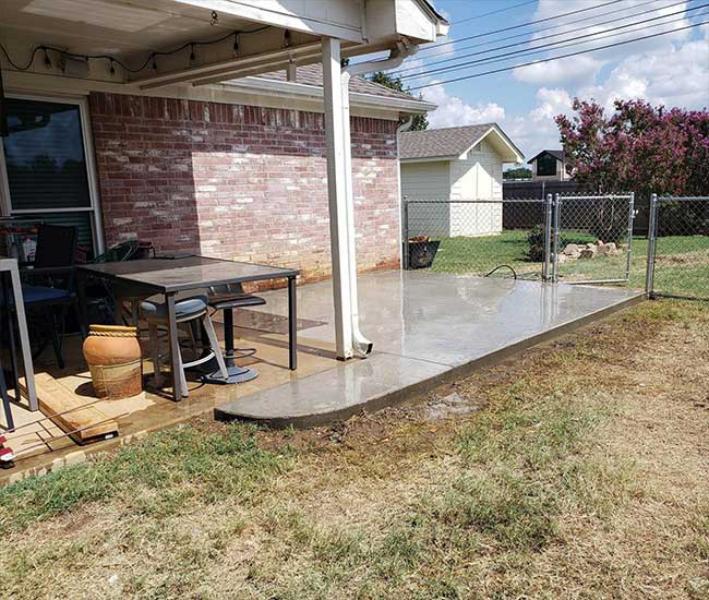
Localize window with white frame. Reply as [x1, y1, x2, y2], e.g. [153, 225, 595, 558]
[0, 95, 102, 257]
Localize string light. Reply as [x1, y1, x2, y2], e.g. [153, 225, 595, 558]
[0, 24, 271, 75]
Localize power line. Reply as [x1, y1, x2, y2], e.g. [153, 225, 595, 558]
[454, 0, 538, 25]
[401, 4, 705, 81]
[408, 20, 706, 90]
[394, 0, 691, 75]
[417, 0, 628, 53]
[416, 0, 671, 62]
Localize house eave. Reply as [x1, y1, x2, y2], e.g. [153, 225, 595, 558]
[466, 126, 524, 164]
[399, 155, 457, 163]
[220, 76, 436, 114]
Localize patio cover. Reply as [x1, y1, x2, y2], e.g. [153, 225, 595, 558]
[0, 0, 449, 360]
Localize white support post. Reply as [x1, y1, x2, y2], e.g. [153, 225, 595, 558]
[340, 71, 373, 356]
[322, 37, 353, 359]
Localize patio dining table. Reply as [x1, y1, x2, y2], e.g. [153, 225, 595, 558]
[77, 256, 299, 401]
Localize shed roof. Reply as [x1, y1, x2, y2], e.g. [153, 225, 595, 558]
[399, 123, 524, 163]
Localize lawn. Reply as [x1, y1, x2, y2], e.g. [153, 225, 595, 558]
[0, 300, 707, 598]
[430, 229, 548, 277]
[428, 230, 709, 297]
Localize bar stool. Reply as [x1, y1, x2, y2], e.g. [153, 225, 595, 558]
[203, 283, 264, 384]
[141, 295, 228, 398]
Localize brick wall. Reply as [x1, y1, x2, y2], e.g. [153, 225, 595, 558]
[89, 92, 401, 283]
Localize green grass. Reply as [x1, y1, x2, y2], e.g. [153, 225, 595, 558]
[427, 230, 709, 297]
[430, 230, 543, 276]
[0, 424, 292, 535]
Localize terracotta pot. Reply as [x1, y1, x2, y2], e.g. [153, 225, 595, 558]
[83, 325, 143, 400]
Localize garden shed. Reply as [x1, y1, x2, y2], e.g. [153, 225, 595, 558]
[399, 123, 523, 238]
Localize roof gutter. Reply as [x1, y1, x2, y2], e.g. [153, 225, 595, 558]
[220, 75, 436, 113]
[339, 40, 417, 357]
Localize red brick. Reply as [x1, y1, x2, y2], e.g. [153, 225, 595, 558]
[89, 92, 401, 282]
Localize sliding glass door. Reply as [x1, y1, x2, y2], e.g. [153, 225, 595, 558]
[0, 95, 103, 257]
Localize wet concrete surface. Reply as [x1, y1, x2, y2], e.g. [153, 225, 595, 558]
[216, 271, 642, 426]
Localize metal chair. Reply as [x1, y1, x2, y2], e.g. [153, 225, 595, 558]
[19, 224, 83, 369]
[203, 283, 265, 384]
[141, 295, 228, 398]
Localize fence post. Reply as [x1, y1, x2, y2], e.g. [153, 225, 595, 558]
[543, 193, 553, 281]
[645, 193, 658, 298]
[624, 192, 635, 283]
[552, 193, 561, 282]
[402, 196, 409, 270]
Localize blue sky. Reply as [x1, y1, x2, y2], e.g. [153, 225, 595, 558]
[396, 0, 709, 164]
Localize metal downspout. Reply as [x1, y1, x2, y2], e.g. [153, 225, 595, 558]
[340, 42, 417, 356]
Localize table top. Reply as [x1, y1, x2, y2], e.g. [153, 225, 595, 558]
[79, 256, 298, 293]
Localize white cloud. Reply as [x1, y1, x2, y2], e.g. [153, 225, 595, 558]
[512, 0, 694, 86]
[529, 87, 573, 121]
[422, 83, 506, 128]
[498, 88, 571, 162]
[513, 55, 602, 86]
[579, 37, 709, 109]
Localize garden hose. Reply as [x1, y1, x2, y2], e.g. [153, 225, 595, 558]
[485, 264, 518, 279]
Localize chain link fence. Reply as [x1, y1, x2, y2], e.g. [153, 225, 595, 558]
[552, 193, 635, 285]
[402, 198, 552, 280]
[402, 193, 707, 299]
[646, 195, 709, 300]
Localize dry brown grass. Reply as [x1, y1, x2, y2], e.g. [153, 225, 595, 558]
[0, 300, 707, 599]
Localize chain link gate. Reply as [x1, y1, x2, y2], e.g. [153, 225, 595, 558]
[551, 193, 635, 285]
[646, 195, 709, 301]
[402, 197, 553, 280]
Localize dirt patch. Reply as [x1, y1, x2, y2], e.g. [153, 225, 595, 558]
[657, 249, 709, 266]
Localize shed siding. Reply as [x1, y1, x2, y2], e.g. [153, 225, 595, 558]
[400, 160, 450, 237]
[400, 139, 505, 239]
[448, 139, 503, 237]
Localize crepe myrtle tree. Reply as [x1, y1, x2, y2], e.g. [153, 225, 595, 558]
[555, 99, 709, 237]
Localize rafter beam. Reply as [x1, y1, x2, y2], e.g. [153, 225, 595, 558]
[133, 41, 322, 90]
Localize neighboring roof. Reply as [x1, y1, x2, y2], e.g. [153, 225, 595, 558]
[399, 123, 524, 162]
[527, 150, 565, 164]
[224, 64, 436, 115]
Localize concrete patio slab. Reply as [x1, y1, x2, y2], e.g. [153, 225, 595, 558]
[216, 271, 643, 426]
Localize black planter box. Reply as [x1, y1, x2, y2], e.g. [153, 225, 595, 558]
[407, 240, 440, 269]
